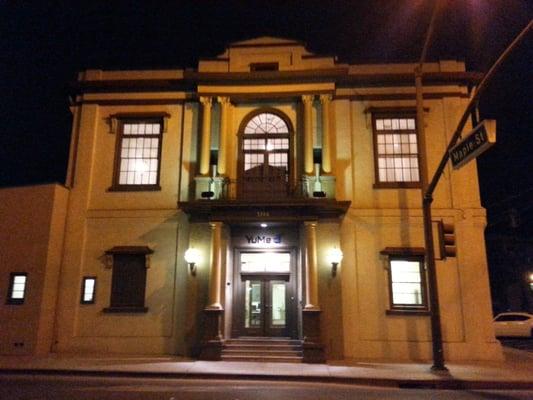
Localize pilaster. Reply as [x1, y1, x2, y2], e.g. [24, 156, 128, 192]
[302, 95, 315, 174]
[199, 96, 213, 176]
[319, 94, 332, 174]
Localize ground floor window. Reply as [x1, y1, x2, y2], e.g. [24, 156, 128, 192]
[103, 246, 153, 313]
[380, 248, 428, 313]
[6, 273, 27, 305]
[80, 277, 96, 304]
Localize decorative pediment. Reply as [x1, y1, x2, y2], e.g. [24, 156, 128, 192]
[229, 36, 305, 48]
[199, 36, 336, 73]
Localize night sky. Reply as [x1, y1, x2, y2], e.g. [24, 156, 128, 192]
[0, 1, 531, 236]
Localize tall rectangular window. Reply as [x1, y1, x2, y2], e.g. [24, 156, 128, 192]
[111, 119, 163, 191]
[7, 273, 27, 305]
[81, 277, 96, 304]
[373, 113, 420, 188]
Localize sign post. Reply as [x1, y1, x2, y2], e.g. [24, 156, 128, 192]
[449, 120, 497, 169]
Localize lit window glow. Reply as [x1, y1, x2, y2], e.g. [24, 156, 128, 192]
[375, 116, 420, 183]
[81, 277, 96, 303]
[241, 252, 290, 273]
[7, 273, 27, 304]
[243, 113, 290, 172]
[117, 121, 162, 186]
[11, 275, 27, 299]
[390, 259, 424, 306]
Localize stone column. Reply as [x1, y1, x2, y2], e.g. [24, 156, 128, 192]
[302, 220, 324, 362]
[302, 95, 315, 174]
[217, 97, 230, 176]
[200, 221, 224, 360]
[319, 94, 332, 174]
[207, 221, 223, 310]
[199, 96, 213, 176]
[304, 221, 319, 310]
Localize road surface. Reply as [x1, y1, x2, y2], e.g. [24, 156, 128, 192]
[1, 374, 532, 400]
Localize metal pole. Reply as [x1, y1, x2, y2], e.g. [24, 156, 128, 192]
[416, 0, 447, 371]
[419, 15, 531, 371]
[425, 19, 533, 198]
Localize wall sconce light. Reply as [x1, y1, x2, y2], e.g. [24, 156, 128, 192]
[327, 248, 343, 277]
[184, 248, 201, 276]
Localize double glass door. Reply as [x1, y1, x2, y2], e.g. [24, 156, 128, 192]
[243, 278, 288, 337]
[235, 251, 294, 337]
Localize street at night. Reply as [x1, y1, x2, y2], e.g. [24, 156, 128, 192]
[1, 375, 533, 400]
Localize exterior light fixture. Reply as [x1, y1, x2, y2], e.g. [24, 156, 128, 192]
[260, 223, 268, 228]
[327, 248, 343, 276]
[184, 248, 201, 276]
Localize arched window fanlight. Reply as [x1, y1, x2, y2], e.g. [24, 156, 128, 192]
[244, 113, 289, 134]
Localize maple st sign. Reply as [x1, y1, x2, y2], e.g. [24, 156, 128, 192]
[449, 120, 496, 170]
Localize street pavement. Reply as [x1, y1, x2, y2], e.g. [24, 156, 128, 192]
[1, 375, 533, 400]
[0, 345, 531, 397]
[500, 338, 533, 352]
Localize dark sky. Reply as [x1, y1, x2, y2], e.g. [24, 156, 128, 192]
[0, 0, 531, 234]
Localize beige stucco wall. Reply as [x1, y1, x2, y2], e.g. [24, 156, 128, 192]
[333, 93, 500, 361]
[54, 101, 193, 355]
[0, 184, 68, 355]
[45, 38, 500, 362]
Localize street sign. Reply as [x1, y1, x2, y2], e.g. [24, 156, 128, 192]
[449, 119, 496, 170]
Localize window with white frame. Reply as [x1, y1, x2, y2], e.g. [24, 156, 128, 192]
[242, 112, 290, 172]
[373, 113, 420, 187]
[7, 273, 27, 305]
[387, 256, 428, 311]
[111, 118, 163, 190]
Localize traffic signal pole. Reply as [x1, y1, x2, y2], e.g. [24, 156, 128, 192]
[417, 8, 532, 371]
[415, 0, 447, 371]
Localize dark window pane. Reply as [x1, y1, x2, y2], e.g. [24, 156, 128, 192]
[110, 254, 146, 308]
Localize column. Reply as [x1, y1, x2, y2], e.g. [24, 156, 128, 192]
[206, 221, 223, 310]
[304, 221, 320, 310]
[199, 96, 213, 176]
[217, 96, 230, 175]
[302, 220, 324, 363]
[302, 95, 315, 174]
[200, 221, 224, 360]
[319, 94, 332, 174]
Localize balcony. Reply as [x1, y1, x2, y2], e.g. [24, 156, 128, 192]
[194, 173, 336, 202]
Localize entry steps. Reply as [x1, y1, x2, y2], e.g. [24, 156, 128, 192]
[222, 337, 303, 363]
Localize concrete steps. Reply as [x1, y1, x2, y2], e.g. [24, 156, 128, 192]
[222, 337, 303, 363]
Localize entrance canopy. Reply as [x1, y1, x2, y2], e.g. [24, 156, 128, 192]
[178, 199, 351, 222]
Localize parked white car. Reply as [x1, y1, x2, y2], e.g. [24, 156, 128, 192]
[493, 312, 533, 338]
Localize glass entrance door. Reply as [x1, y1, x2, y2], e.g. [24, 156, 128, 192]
[243, 279, 288, 336]
[237, 251, 294, 337]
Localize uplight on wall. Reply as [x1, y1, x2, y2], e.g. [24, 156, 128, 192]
[184, 248, 201, 276]
[327, 248, 343, 277]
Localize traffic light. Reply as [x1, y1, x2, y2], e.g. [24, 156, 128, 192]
[438, 221, 456, 259]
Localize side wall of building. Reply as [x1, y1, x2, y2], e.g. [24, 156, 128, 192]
[0, 184, 69, 355]
[53, 103, 194, 355]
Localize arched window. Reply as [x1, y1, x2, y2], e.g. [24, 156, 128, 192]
[240, 111, 292, 198]
[243, 112, 290, 172]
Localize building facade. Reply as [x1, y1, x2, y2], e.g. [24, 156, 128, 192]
[0, 37, 502, 362]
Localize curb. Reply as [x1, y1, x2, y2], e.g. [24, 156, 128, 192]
[1, 368, 533, 391]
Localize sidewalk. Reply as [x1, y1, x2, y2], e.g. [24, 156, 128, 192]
[1, 347, 532, 390]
